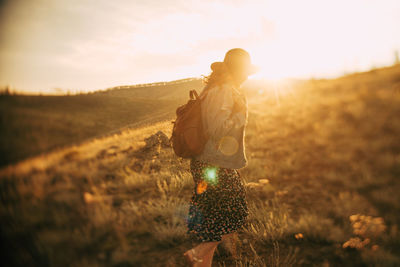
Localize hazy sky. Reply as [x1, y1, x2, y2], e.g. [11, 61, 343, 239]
[0, 0, 399, 93]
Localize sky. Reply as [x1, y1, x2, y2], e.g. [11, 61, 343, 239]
[0, 0, 399, 94]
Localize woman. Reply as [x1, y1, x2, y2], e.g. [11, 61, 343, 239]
[184, 48, 258, 266]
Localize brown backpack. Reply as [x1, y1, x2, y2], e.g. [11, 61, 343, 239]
[170, 88, 210, 158]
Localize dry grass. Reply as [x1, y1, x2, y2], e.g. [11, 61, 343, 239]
[0, 65, 399, 266]
[0, 79, 203, 167]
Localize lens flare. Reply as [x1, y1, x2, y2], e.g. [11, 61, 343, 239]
[218, 136, 239, 156]
[203, 167, 218, 185]
[196, 180, 208, 194]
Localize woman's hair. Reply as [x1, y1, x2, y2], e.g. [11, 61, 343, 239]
[201, 62, 232, 90]
[201, 48, 255, 90]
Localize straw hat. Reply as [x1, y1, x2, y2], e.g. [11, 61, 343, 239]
[211, 48, 259, 76]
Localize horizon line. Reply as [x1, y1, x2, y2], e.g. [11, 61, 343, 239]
[1, 63, 397, 96]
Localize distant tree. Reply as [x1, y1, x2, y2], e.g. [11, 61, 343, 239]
[395, 50, 400, 65]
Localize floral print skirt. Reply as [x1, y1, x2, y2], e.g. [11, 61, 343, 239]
[186, 158, 249, 242]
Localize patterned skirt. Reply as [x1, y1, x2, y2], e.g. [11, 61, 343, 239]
[186, 158, 249, 242]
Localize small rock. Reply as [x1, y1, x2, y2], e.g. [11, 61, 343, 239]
[275, 190, 288, 197]
[156, 131, 171, 148]
[84, 192, 94, 203]
[245, 182, 262, 189]
[143, 131, 170, 149]
[258, 179, 269, 184]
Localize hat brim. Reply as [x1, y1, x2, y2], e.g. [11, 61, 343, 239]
[246, 64, 260, 75]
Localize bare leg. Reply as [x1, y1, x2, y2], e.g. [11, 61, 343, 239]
[221, 232, 235, 242]
[220, 232, 238, 259]
[202, 233, 236, 266]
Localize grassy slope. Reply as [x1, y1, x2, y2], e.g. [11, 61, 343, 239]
[0, 65, 399, 266]
[0, 79, 203, 167]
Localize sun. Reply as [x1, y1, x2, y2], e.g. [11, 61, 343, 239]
[246, 44, 291, 81]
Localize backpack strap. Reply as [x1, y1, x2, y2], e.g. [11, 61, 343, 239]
[198, 84, 214, 100]
[188, 85, 211, 101]
[189, 90, 199, 100]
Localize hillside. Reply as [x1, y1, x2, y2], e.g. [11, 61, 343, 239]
[0, 78, 204, 167]
[0, 65, 399, 266]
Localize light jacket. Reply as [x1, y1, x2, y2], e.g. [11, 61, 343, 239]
[194, 78, 248, 169]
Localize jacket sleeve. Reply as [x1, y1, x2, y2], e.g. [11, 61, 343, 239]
[230, 88, 248, 129]
[207, 84, 247, 140]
